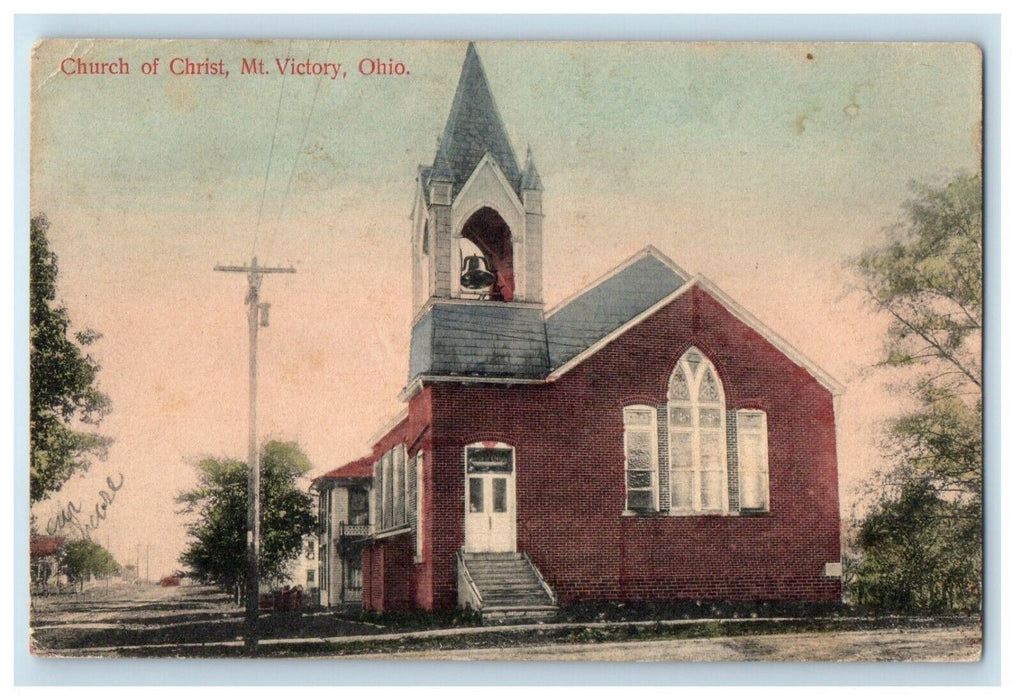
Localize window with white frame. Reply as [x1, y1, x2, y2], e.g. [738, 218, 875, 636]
[394, 447, 406, 525]
[667, 348, 727, 513]
[371, 462, 380, 530]
[623, 405, 658, 511]
[406, 451, 417, 526]
[382, 449, 393, 527]
[375, 445, 415, 532]
[737, 409, 769, 511]
[414, 452, 424, 560]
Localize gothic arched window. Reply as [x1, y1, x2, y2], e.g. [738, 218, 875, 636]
[667, 348, 727, 513]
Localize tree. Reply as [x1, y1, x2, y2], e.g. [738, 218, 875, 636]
[849, 475, 981, 612]
[177, 441, 317, 602]
[30, 214, 112, 503]
[60, 539, 121, 592]
[851, 172, 982, 613]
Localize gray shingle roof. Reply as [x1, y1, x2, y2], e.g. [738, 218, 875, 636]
[408, 251, 689, 385]
[545, 252, 688, 369]
[410, 302, 549, 381]
[431, 43, 521, 200]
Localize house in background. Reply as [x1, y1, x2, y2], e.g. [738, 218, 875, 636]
[285, 533, 320, 596]
[312, 457, 372, 607]
[336, 43, 844, 620]
[30, 535, 65, 591]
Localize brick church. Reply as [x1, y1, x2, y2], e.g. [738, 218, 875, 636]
[327, 43, 843, 617]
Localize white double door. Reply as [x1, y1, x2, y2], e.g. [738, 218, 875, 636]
[464, 446, 516, 553]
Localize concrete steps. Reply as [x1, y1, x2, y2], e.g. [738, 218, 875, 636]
[462, 552, 557, 623]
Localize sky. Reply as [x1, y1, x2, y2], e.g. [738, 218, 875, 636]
[29, 39, 982, 579]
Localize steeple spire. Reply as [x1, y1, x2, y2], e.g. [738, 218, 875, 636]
[521, 145, 543, 192]
[430, 42, 521, 198]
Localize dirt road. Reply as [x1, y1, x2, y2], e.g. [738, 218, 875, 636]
[30, 581, 981, 661]
[349, 625, 981, 662]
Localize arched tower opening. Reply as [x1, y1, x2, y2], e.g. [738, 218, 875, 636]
[460, 207, 515, 302]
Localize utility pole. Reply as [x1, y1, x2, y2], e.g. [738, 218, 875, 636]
[214, 257, 296, 654]
[136, 544, 151, 583]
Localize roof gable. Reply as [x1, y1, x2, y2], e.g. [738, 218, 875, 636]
[547, 268, 844, 396]
[452, 153, 526, 224]
[690, 275, 845, 395]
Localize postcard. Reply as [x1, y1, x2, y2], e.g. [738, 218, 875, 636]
[28, 38, 982, 661]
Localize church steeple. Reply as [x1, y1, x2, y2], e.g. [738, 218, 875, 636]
[406, 43, 550, 388]
[430, 42, 522, 199]
[411, 42, 544, 315]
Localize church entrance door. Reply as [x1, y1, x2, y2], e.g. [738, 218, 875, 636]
[464, 444, 516, 553]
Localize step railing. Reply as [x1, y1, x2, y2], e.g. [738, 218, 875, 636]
[456, 549, 484, 611]
[521, 551, 557, 606]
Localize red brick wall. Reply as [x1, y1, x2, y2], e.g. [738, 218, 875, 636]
[421, 285, 841, 606]
[363, 533, 415, 611]
[363, 393, 435, 610]
[364, 546, 382, 611]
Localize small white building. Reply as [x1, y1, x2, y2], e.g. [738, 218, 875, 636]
[312, 458, 372, 607]
[285, 533, 320, 595]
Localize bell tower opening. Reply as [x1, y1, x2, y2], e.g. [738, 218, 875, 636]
[459, 207, 514, 302]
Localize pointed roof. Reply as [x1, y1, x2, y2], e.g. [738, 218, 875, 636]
[430, 43, 521, 199]
[520, 147, 543, 191]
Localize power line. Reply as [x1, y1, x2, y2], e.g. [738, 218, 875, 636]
[266, 40, 332, 255]
[252, 39, 294, 257]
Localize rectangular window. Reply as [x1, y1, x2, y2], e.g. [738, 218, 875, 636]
[624, 406, 658, 511]
[327, 489, 333, 539]
[737, 410, 769, 511]
[373, 459, 382, 531]
[465, 447, 514, 473]
[469, 477, 484, 513]
[319, 545, 328, 596]
[394, 446, 406, 525]
[406, 450, 416, 525]
[319, 492, 328, 536]
[415, 452, 424, 561]
[492, 477, 507, 512]
[347, 555, 363, 589]
[375, 444, 415, 533]
[349, 488, 369, 526]
[383, 450, 393, 529]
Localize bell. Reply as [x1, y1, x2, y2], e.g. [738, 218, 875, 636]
[460, 255, 496, 290]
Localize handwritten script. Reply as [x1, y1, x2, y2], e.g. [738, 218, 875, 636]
[46, 473, 125, 539]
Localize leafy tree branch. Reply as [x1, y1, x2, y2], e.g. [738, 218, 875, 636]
[30, 214, 112, 503]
